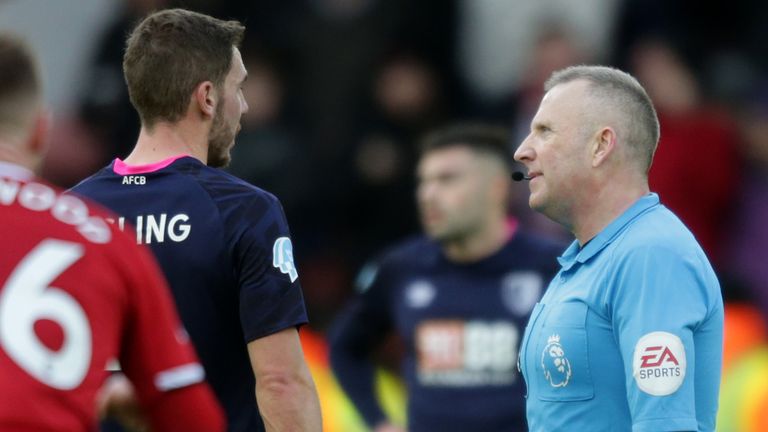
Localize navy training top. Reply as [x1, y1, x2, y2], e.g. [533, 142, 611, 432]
[72, 156, 308, 432]
[330, 230, 563, 431]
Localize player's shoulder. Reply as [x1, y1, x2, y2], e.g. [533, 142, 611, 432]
[377, 235, 440, 267]
[61, 185, 147, 254]
[510, 229, 567, 257]
[355, 235, 437, 294]
[194, 164, 281, 210]
[66, 188, 160, 274]
[7, 175, 142, 254]
[70, 163, 117, 192]
[194, 163, 268, 195]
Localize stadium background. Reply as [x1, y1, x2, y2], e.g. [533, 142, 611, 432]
[2, 0, 767, 430]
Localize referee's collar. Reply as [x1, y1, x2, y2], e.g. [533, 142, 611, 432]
[558, 193, 660, 269]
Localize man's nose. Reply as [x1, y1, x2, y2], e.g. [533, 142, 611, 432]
[514, 136, 533, 162]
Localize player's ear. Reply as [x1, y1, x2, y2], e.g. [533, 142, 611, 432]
[591, 126, 616, 168]
[194, 81, 217, 119]
[483, 159, 511, 206]
[491, 168, 511, 203]
[28, 108, 50, 156]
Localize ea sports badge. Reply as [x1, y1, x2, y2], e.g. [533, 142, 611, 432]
[632, 331, 686, 396]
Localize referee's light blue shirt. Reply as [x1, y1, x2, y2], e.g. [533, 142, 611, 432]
[519, 193, 723, 432]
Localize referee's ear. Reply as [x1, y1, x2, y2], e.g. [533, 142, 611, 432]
[591, 126, 617, 169]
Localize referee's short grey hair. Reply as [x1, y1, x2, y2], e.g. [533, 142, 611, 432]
[546, 65, 660, 173]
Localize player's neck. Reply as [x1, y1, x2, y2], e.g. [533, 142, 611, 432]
[126, 121, 209, 165]
[0, 141, 39, 174]
[443, 217, 510, 263]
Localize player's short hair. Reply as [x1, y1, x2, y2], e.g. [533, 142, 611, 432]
[123, 8, 245, 128]
[545, 65, 660, 173]
[0, 33, 41, 134]
[419, 123, 512, 172]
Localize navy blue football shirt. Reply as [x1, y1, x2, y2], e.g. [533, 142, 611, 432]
[71, 155, 308, 432]
[329, 229, 563, 432]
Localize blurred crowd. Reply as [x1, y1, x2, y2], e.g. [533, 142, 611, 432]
[4, 0, 768, 430]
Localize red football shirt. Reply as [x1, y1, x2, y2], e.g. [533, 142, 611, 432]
[0, 163, 219, 431]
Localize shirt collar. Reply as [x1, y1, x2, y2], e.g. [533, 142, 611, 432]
[557, 193, 660, 269]
[112, 154, 192, 175]
[0, 161, 34, 181]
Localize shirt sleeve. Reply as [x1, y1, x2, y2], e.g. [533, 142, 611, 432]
[232, 196, 308, 342]
[609, 244, 719, 432]
[328, 259, 395, 428]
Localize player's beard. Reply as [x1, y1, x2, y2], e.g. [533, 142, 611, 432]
[421, 204, 481, 246]
[432, 223, 473, 245]
[422, 213, 468, 243]
[207, 105, 237, 168]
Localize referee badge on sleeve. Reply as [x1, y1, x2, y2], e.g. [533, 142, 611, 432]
[272, 237, 298, 282]
[632, 331, 686, 396]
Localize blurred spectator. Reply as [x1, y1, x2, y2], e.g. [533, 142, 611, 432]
[295, 53, 451, 330]
[38, 118, 108, 188]
[508, 28, 588, 143]
[341, 53, 449, 263]
[232, 0, 457, 259]
[78, 0, 171, 162]
[725, 92, 768, 316]
[457, 0, 618, 109]
[717, 303, 768, 432]
[240, 0, 455, 166]
[225, 51, 313, 228]
[613, 0, 768, 104]
[503, 27, 585, 242]
[631, 39, 742, 266]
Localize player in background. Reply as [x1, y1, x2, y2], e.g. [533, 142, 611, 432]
[0, 33, 225, 431]
[329, 124, 563, 432]
[71, 9, 321, 432]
